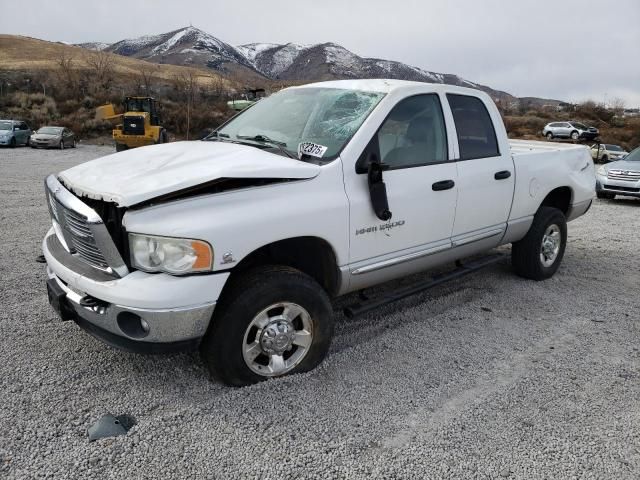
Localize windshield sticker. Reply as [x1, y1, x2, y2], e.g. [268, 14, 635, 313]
[298, 142, 328, 158]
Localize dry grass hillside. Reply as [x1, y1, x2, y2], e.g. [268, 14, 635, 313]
[0, 35, 230, 87]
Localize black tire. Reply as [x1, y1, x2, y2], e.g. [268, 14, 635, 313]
[570, 131, 579, 140]
[155, 129, 167, 144]
[59, 140, 64, 150]
[596, 191, 615, 200]
[115, 142, 127, 152]
[25, 137, 29, 147]
[546, 132, 553, 140]
[9, 137, 16, 148]
[512, 207, 567, 281]
[200, 266, 334, 387]
[601, 155, 608, 163]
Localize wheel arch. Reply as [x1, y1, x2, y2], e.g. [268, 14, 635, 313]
[227, 236, 342, 297]
[539, 186, 572, 216]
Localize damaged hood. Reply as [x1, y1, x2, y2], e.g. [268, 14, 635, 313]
[59, 141, 321, 207]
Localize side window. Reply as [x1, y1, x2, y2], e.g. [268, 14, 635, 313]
[447, 94, 499, 160]
[375, 94, 448, 169]
[20, 123, 28, 130]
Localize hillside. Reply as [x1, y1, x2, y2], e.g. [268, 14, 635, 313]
[0, 34, 231, 87]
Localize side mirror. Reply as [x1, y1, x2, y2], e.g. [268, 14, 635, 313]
[367, 153, 392, 221]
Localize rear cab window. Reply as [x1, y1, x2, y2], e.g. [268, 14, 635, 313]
[447, 94, 499, 160]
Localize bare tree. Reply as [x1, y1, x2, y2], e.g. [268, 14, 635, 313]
[84, 51, 115, 96]
[609, 97, 625, 115]
[55, 52, 77, 95]
[172, 71, 198, 139]
[136, 64, 158, 96]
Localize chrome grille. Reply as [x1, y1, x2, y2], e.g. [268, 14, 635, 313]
[607, 170, 640, 182]
[46, 189, 110, 270]
[44, 175, 129, 278]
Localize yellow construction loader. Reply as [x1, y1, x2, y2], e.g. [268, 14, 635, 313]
[96, 96, 168, 152]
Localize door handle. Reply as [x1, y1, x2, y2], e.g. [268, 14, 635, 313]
[494, 170, 511, 180]
[432, 179, 455, 191]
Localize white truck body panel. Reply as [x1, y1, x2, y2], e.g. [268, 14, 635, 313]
[59, 141, 321, 207]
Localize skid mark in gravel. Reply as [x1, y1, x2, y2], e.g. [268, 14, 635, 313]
[379, 330, 579, 450]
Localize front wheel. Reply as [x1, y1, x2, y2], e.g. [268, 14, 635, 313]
[546, 132, 554, 140]
[512, 207, 567, 281]
[570, 131, 579, 140]
[200, 266, 334, 386]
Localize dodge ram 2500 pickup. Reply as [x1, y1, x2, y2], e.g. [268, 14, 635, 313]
[42, 80, 595, 386]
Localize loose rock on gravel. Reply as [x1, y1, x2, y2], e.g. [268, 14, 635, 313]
[1, 145, 639, 479]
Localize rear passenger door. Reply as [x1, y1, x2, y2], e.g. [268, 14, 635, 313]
[446, 93, 515, 244]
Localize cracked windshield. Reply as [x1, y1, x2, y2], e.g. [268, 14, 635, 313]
[214, 87, 385, 159]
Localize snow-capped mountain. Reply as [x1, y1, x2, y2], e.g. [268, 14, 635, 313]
[236, 41, 509, 99]
[102, 26, 258, 75]
[77, 27, 512, 99]
[75, 42, 109, 51]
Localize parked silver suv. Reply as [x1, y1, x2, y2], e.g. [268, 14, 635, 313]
[543, 121, 599, 140]
[596, 146, 640, 199]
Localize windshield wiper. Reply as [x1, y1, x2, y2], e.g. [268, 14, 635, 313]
[236, 134, 297, 159]
[204, 131, 230, 141]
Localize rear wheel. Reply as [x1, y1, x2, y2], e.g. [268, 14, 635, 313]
[200, 266, 334, 386]
[570, 131, 579, 140]
[512, 207, 567, 281]
[545, 132, 554, 140]
[59, 140, 64, 150]
[9, 137, 16, 148]
[156, 129, 168, 144]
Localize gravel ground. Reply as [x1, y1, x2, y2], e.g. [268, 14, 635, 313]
[1, 145, 639, 479]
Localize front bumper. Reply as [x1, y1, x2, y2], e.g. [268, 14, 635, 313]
[0, 136, 14, 145]
[43, 229, 229, 352]
[596, 175, 640, 198]
[31, 140, 58, 148]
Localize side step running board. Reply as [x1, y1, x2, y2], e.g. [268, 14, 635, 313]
[343, 254, 506, 318]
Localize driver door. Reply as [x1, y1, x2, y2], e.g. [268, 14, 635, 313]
[343, 93, 458, 288]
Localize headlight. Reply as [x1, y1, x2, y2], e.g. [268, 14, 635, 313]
[129, 233, 213, 274]
[597, 165, 607, 176]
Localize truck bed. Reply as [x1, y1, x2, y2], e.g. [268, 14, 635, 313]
[509, 139, 592, 155]
[507, 139, 595, 221]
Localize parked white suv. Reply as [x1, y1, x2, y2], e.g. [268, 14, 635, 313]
[543, 121, 599, 140]
[590, 143, 628, 163]
[42, 80, 595, 386]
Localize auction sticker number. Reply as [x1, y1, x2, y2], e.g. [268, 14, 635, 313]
[298, 142, 328, 158]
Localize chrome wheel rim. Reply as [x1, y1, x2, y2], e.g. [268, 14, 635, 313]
[242, 302, 313, 377]
[540, 224, 561, 267]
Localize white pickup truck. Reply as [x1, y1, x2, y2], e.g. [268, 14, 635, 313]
[42, 80, 595, 386]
